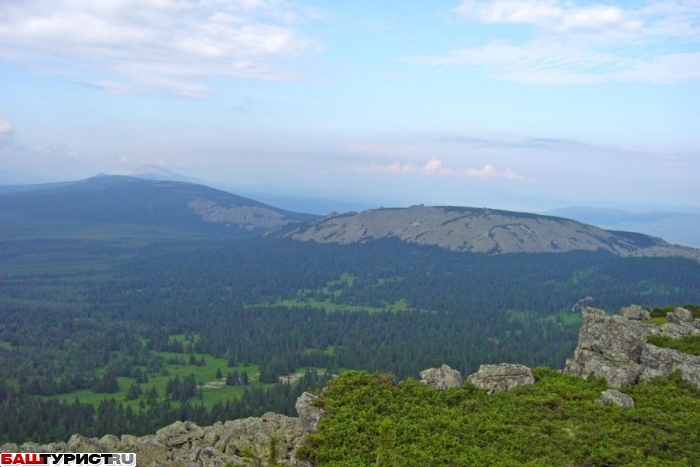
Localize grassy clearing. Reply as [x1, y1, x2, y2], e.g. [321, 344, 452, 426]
[647, 317, 668, 325]
[52, 348, 270, 410]
[507, 309, 582, 327]
[269, 297, 409, 313]
[638, 281, 681, 297]
[253, 272, 411, 313]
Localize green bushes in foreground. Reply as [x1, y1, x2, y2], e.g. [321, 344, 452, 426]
[298, 369, 700, 466]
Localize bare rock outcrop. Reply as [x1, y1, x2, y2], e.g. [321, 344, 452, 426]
[597, 389, 635, 408]
[639, 344, 700, 384]
[668, 307, 694, 325]
[420, 364, 463, 390]
[1, 409, 310, 467]
[565, 306, 700, 390]
[211, 412, 303, 459]
[64, 435, 108, 453]
[295, 392, 325, 434]
[563, 307, 648, 387]
[619, 304, 650, 321]
[657, 307, 700, 338]
[466, 363, 534, 394]
[155, 421, 204, 448]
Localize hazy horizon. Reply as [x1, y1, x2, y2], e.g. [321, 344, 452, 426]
[1, 1, 699, 213]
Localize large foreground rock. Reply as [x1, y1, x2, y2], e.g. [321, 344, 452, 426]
[563, 307, 648, 387]
[466, 363, 534, 394]
[420, 364, 463, 390]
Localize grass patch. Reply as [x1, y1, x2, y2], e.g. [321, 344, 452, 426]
[266, 297, 410, 313]
[52, 348, 270, 410]
[251, 272, 410, 313]
[507, 309, 582, 328]
[650, 304, 700, 319]
[647, 335, 700, 356]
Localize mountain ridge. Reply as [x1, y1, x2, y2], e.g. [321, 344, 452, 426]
[2, 175, 698, 260]
[275, 204, 700, 260]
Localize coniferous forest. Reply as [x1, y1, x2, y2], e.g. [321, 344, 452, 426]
[2, 236, 700, 443]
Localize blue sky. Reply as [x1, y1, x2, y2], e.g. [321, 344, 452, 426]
[1, 0, 699, 211]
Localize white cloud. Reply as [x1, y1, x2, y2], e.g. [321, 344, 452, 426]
[0, 0, 320, 98]
[456, 0, 643, 36]
[0, 118, 14, 147]
[359, 159, 524, 180]
[360, 161, 416, 173]
[424, 158, 443, 172]
[0, 118, 13, 135]
[29, 144, 80, 160]
[413, 1, 700, 85]
[467, 164, 524, 180]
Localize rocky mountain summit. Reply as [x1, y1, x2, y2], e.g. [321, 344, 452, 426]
[277, 205, 700, 259]
[3, 304, 699, 466]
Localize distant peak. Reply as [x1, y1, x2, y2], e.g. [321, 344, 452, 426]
[121, 165, 202, 184]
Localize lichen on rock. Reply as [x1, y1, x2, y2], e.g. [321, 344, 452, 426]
[419, 364, 463, 390]
[466, 363, 535, 394]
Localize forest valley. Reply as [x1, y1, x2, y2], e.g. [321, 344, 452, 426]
[2, 236, 700, 443]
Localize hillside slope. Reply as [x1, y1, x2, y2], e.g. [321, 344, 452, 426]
[0, 175, 317, 238]
[278, 205, 700, 259]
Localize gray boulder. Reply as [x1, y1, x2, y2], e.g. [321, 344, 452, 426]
[213, 412, 304, 460]
[420, 364, 463, 390]
[668, 307, 694, 325]
[563, 307, 648, 387]
[66, 434, 109, 453]
[120, 434, 169, 467]
[639, 344, 700, 389]
[598, 389, 635, 408]
[168, 446, 243, 467]
[295, 392, 325, 434]
[99, 435, 121, 452]
[679, 362, 700, 389]
[619, 304, 650, 320]
[466, 363, 534, 394]
[155, 420, 204, 448]
[659, 321, 700, 338]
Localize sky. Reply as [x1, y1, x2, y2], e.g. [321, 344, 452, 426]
[1, 0, 699, 212]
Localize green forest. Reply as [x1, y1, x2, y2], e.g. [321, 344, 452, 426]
[2, 236, 700, 443]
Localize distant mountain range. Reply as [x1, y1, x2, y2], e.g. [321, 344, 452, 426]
[1, 174, 698, 260]
[546, 206, 700, 249]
